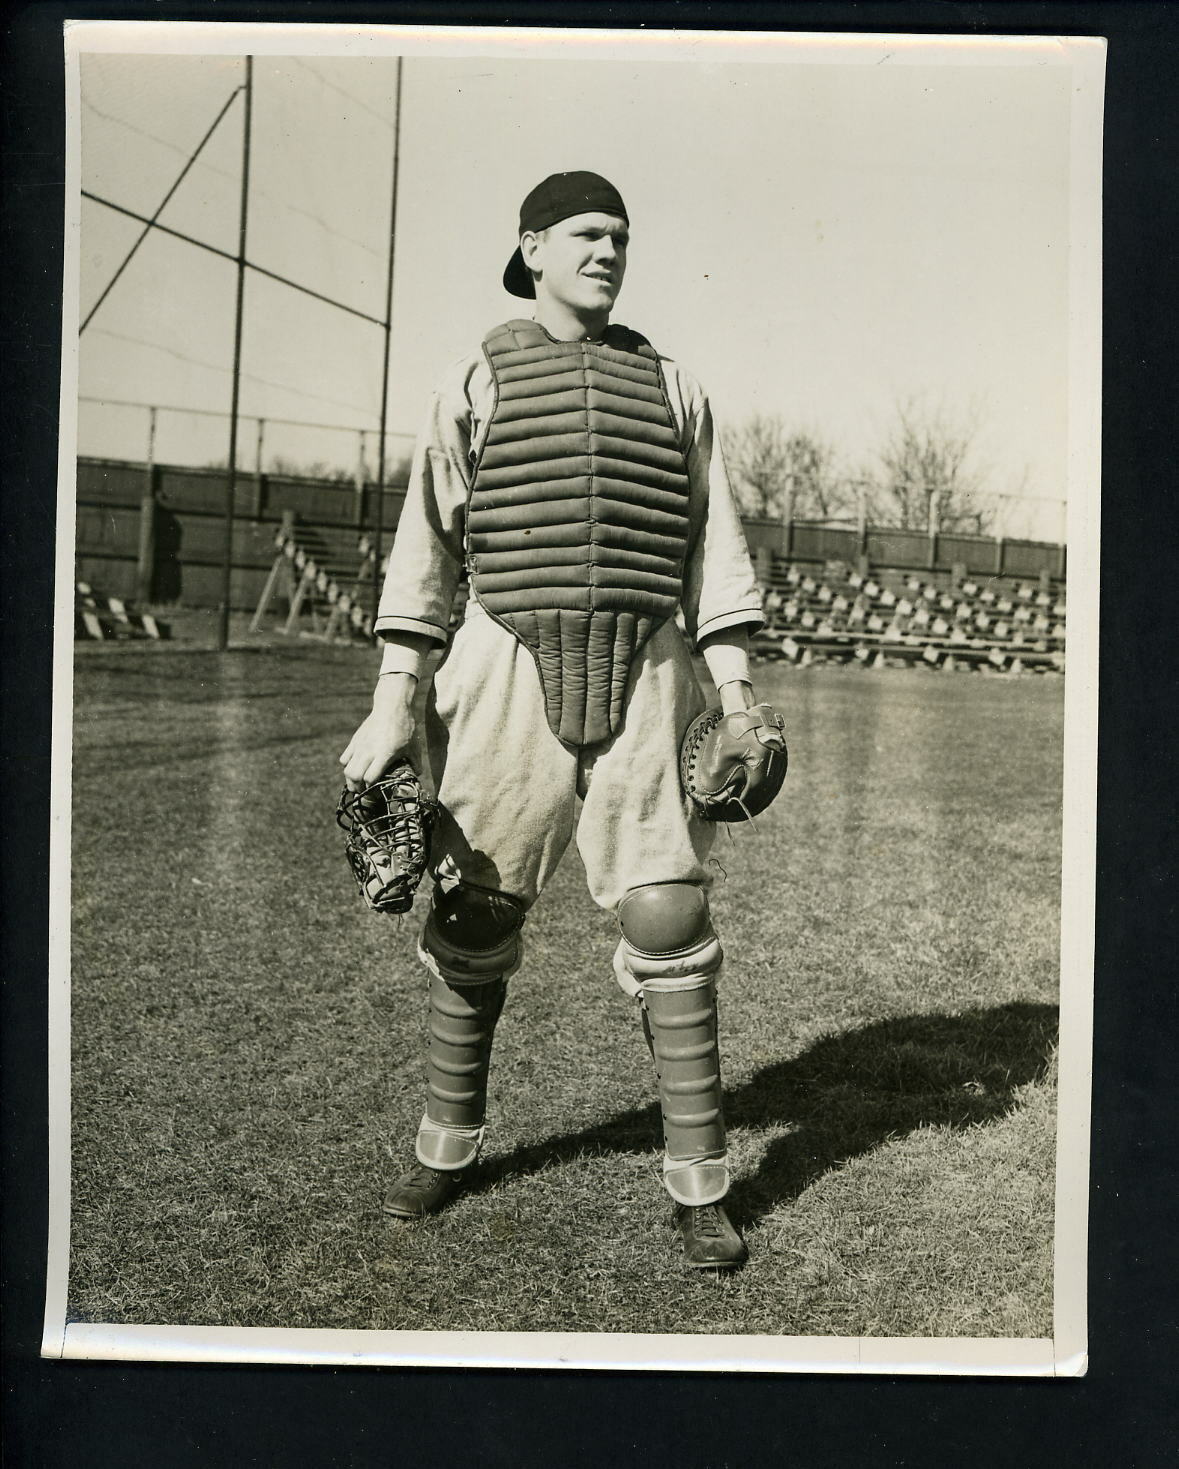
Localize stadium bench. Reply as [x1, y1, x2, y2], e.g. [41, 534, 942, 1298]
[75, 581, 169, 642]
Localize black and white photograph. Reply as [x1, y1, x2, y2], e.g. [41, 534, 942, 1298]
[44, 22, 1102, 1373]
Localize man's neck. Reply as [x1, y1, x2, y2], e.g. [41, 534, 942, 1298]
[531, 297, 610, 343]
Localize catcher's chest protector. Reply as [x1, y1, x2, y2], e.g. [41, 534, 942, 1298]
[469, 319, 692, 746]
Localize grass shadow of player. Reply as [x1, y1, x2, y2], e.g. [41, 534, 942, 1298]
[471, 1000, 1058, 1230]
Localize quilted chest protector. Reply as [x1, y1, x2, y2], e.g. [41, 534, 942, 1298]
[468, 319, 692, 746]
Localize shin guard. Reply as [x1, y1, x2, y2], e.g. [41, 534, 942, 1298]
[415, 971, 507, 1171]
[615, 883, 729, 1206]
[641, 977, 729, 1207]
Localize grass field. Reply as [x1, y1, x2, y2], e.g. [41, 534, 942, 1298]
[67, 636, 1063, 1339]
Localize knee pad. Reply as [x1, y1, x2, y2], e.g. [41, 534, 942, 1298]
[614, 883, 723, 996]
[420, 882, 525, 983]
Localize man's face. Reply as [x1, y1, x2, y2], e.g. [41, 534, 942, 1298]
[522, 211, 629, 314]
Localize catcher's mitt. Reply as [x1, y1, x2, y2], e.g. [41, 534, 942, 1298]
[336, 759, 437, 914]
[680, 703, 788, 823]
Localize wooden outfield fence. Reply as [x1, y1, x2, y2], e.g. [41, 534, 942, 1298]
[738, 516, 1067, 584]
[75, 456, 407, 613]
[76, 455, 1066, 618]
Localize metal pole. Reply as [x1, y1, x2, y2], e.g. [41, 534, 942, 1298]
[218, 56, 253, 652]
[253, 416, 266, 519]
[780, 470, 795, 560]
[355, 430, 367, 528]
[926, 484, 939, 571]
[372, 55, 404, 618]
[852, 480, 869, 573]
[137, 406, 159, 604]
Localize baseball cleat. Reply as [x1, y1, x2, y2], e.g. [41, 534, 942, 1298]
[674, 1201, 749, 1270]
[383, 1160, 469, 1220]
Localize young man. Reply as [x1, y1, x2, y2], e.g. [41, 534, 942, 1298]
[341, 171, 767, 1269]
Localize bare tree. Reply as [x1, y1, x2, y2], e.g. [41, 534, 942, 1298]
[866, 400, 994, 534]
[782, 430, 849, 520]
[256, 452, 414, 485]
[726, 413, 790, 519]
[265, 455, 356, 483]
[727, 414, 849, 521]
[385, 452, 415, 486]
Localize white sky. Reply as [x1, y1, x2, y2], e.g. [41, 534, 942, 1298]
[76, 44, 1076, 539]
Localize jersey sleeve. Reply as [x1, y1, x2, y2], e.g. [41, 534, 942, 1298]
[372, 356, 478, 645]
[664, 361, 766, 644]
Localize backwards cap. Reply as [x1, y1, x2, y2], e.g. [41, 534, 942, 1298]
[503, 171, 628, 299]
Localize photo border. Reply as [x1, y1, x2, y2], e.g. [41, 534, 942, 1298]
[42, 18, 1104, 1377]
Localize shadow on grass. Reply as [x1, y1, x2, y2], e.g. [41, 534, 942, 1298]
[472, 1001, 1058, 1229]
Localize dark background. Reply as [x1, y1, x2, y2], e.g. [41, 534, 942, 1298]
[4, 2, 1175, 1464]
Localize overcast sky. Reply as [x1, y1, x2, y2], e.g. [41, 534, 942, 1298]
[75, 41, 1078, 539]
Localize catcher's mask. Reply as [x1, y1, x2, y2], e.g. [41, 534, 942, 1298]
[336, 760, 437, 915]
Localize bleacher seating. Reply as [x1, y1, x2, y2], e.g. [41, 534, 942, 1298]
[250, 521, 471, 643]
[751, 555, 1065, 674]
[75, 582, 169, 642]
[250, 524, 380, 642]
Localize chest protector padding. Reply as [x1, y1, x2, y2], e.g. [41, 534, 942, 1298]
[469, 320, 692, 746]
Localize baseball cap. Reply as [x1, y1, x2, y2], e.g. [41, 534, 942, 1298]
[502, 171, 629, 299]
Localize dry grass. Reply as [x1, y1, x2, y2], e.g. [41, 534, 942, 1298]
[68, 640, 1062, 1338]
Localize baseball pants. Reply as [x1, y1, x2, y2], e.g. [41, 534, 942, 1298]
[412, 599, 717, 917]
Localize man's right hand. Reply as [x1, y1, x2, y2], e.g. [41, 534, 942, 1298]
[339, 673, 418, 791]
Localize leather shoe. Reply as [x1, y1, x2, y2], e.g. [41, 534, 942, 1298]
[674, 1201, 749, 1270]
[383, 1160, 468, 1220]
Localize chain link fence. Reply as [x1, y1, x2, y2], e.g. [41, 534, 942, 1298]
[78, 397, 414, 485]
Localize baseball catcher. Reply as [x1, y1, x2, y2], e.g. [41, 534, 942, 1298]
[341, 171, 788, 1271]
